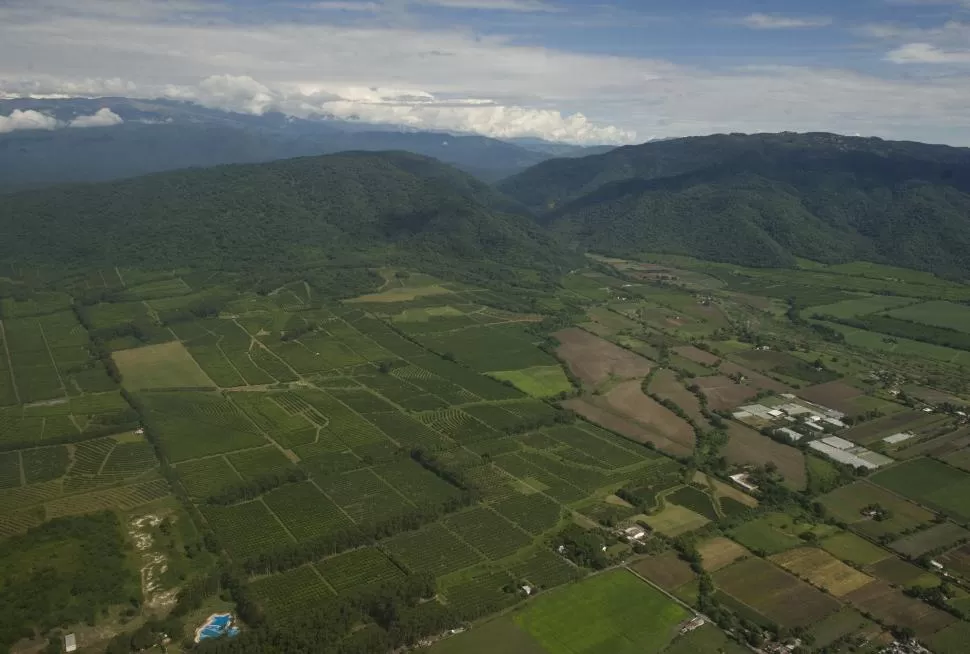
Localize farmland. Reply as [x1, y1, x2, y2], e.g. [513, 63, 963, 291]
[5, 251, 970, 653]
[514, 570, 689, 654]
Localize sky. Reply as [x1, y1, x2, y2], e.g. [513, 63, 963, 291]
[1, 0, 970, 144]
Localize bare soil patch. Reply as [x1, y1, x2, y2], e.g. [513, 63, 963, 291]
[797, 381, 864, 415]
[563, 398, 691, 458]
[599, 380, 695, 451]
[845, 581, 955, 639]
[554, 328, 653, 388]
[724, 422, 806, 490]
[649, 369, 713, 429]
[673, 346, 721, 366]
[693, 375, 759, 410]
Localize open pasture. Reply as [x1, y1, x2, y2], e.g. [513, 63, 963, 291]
[867, 557, 940, 588]
[807, 295, 918, 319]
[845, 580, 954, 638]
[490, 366, 572, 398]
[644, 503, 709, 536]
[713, 557, 840, 628]
[514, 569, 689, 654]
[889, 522, 970, 558]
[663, 624, 749, 654]
[729, 513, 804, 555]
[562, 398, 689, 457]
[413, 325, 556, 373]
[929, 622, 970, 654]
[553, 328, 652, 389]
[819, 481, 934, 539]
[887, 300, 970, 334]
[770, 547, 874, 597]
[724, 423, 806, 490]
[872, 458, 970, 523]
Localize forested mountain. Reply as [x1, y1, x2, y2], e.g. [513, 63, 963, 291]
[498, 132, 970, 276]
[0, 151, 570, 275]
[0, 98, 606, 191]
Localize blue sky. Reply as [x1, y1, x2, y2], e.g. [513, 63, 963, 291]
[1, 0, 969, 144]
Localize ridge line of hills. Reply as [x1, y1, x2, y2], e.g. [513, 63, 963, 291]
[2, 131, 970, 281]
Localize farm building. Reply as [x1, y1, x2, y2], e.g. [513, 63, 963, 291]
[885, 432, 916, 444]
[623, 526, 647, 541]
[64, 634, 77, 653]
[809, 437, 893, 470]
[776, 427, 803, 442]
[730, 472, 759, 492]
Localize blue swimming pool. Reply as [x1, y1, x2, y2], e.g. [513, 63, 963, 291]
[196, 613, 240, 642]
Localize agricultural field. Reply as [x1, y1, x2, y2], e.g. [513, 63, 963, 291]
[713, 557, 841, 628]
[7, 253, 970, 652]
[887, 300, 970, 334]
[113, 340, 215, 390]
[514, 570, 689, 654]
[489, 366, 572, 398]
[819, 481, 936, 539]
[872, 458, 970, 522]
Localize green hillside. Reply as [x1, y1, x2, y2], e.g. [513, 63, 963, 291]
[0, 151, 565, 276]
[498, 133, 970, 276]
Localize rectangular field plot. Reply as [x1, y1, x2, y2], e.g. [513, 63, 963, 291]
[770, 547, 875, 597]
[696, 537, 751, 573]
[174, 456, 242, 498]
[411, 325, 557, 373]
[382, 523, 483, 575]
[374, 459, 462, 507]
[489, 366, 572, 398]
[644, 503, 710, 537]
[263, 482, 355, 541]
[872, 458, 970, 522]
[44, 478, 170, 518]
[713, 557, 840, 628]
[327, 388, 398, 415]
[366, 412, 452, 451]
[113, 341, 214, 390]
[492, 493, 563, 535]
[226, 446, 293, 480]
[845, 580, 955, 639]
[141, 392, 266, 462]
[317, 468, 413, 524]
[514, 569, 689, 654]
[663, 624, 749, 654]
[228, 393, 317, 449]
[250, 565, 334, 623]
[887, 300, 970, 334]
[509, 548, 580, 590]
[819, 481, 935, 539]
[545, 425, 645, 469]
[316, 547, 404, 593]
[442, 570, 519, 621]
[443, 507, 532, 560]
[293, 390, 394, 451]
[890, 522, 970, 558]
[417, 409, 497, 443]
[820, 532, 892, 567]
[630, 551, 696, 591]
[201, 500, 294, 560]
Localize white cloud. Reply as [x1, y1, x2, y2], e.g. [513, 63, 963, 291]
[69, 107, 124, 127]
[739, 13, 833, 29]
[304, 1, 382, 11]
[2, 0, 970, 144]
[886, 42, 970, 63]
[0, 109, 59, 133]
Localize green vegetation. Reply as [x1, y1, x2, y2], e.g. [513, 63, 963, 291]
[490, 366, 573, 398]
[514, 570, 689, 654]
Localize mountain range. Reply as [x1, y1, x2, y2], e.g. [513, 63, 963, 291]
[2, 129, 970, 281]
[0, 97, 610, 191]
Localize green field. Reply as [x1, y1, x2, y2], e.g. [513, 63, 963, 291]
[113, 341, 215, 390]
[490, 366, 573, 398]
[887, 301, 970, 334]
[872, 458, 970, 523]
[514, 570, 689, 654]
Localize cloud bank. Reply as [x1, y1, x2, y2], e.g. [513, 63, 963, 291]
[0, 107, 125, 133]
[740, 13, 833, 29]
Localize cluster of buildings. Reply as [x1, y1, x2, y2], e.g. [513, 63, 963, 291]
[733, 394, 847, 436]
[808, 436, 893, 470]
